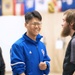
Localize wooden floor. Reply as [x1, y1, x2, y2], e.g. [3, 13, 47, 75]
[5, 72, 62, 75]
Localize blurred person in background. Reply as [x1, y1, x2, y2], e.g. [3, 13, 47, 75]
[0, 47, 5, 75]
[10, 11, 50, 75]
[61, 9, 75, 75]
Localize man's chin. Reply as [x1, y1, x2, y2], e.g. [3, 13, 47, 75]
[61, 35, 67, 37]
[33, 34, 39, 36]
[34, 33, 39, 35]
[61, 34, 69, 37]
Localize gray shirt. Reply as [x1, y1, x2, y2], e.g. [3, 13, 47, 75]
[70, 36, 75, 64]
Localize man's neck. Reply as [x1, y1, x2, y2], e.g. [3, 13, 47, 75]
[26, 33, 36, 41]
[70, 30, 75, 37]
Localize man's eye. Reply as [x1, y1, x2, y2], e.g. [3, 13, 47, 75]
[32, 22, 41, 25]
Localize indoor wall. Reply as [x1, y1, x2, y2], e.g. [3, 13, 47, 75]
[40, 12, 71, 73]
[0, 12, 71, 74]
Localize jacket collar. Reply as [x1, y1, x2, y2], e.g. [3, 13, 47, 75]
[23, 32, 43, 44]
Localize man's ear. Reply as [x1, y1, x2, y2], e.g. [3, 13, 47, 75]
[25, 23, 27, 27]
[70, 22, 74, 29]
[71, 22, 74, 26]
[71, 22, 75, 30]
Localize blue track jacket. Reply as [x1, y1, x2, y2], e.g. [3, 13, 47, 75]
[10, 33, 50, 75]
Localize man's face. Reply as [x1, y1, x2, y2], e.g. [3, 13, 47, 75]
[61, 15, 70, 37]
[25, 18, 42, 37]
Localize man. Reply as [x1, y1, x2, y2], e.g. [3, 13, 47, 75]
[61, 9, 75, 75]
[10, 11, 50, 75]
[0, 47, 5, 75]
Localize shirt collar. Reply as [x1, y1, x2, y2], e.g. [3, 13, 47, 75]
[72, 32, 75, 38]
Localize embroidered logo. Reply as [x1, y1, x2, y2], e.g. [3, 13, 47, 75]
[29, 51, 32, 54]
[41, 49, 45, 56]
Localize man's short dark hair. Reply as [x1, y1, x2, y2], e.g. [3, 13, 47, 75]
[25, 11, 42, 23]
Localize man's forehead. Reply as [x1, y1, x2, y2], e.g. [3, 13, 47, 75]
[62, 15, 67, 20]
[29, 18, 41, 22]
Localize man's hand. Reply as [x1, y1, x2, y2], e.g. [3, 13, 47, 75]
[73, 71, 75, 75]
[39, 62, 47, 70]
[20, 72, 26, 75]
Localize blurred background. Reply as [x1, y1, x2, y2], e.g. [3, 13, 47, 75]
[0, 0, 75, 75]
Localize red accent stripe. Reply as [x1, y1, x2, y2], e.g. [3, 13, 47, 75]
[20, 3, 24, 15]
[52, 0, 57, 6]
[13, 0, 16, 15]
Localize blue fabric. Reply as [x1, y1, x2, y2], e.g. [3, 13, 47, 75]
[10, 32, 50, 75]
[61, 0, 75, 11]
[24, 0, 35, 14]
